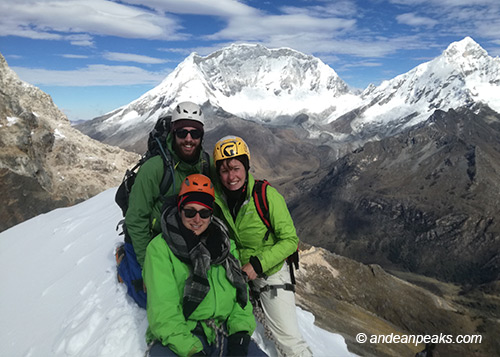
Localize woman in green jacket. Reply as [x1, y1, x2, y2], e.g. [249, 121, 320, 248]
[213, 136, 312, 357]
[143, 174, 265, 356]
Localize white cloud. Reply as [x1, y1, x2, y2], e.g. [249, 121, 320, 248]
[0, 0, 182, 41]
[343, 61, 384, 68]
[396, 13, 438, 27]
[103, 52, 168, 64]
[390, 0, 500, 38]
[279, 1, 359, 18]
[157, 47, 193, 55]
[122, 0, 257, 16]
[316, 37, 419, 58]
[390, 0, 498, 5]
[61, 54, 89, 59]
[12, 64, 170, 86]
[206, 14, 355, 42]
[66, 34, 95, 47]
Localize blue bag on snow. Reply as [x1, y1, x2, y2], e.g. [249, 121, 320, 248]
[116, 242, 147, 309]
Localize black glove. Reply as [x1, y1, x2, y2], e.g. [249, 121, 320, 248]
[227, 331, 250, 356]
[249, 256, 263, 276]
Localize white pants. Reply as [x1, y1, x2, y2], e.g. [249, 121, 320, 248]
[253, 264, 313, 357]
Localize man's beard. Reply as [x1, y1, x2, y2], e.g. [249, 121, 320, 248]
[173, 140, 202, 163]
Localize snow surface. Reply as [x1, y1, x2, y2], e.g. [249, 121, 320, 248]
[0, 188, 354, 357]
[54, 128, 66, 140]
[7, 116, 19, 126]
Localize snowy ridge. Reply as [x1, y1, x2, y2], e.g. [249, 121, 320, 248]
[344, 37, 500, 136]
[0, 189, 354, 357]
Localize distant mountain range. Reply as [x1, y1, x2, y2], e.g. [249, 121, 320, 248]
[77, 37, 500, 156]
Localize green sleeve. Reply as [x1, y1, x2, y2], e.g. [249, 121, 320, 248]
[144, 236, 204, 356]
[256, 187, 299, 273]
[124, 157, 164, 267]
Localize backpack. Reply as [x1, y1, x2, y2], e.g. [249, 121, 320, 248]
[252, 179, 300, 285]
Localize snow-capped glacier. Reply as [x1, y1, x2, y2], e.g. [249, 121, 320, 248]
[342, 36, 500, 137]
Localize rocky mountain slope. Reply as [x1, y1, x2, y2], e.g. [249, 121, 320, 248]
[295, 244, 499, 357]
[290, 104, 500, 286]
[201, 108, 327, 184]
[0, 53, 139, 232]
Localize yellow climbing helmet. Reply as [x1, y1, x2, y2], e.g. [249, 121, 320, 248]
[213, 136, 251, 164]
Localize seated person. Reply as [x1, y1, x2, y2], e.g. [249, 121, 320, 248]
[143, 174, 266, 357]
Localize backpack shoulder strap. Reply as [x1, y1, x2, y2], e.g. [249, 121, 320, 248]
[253, 179, 274, 240]
[157, 137, 175, 197]
[201, 150, 210, 177]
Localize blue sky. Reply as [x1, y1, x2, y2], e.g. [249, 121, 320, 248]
[1, 0, 500, 121]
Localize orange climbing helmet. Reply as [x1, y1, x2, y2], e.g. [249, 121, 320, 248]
[178, 174, 215, 210]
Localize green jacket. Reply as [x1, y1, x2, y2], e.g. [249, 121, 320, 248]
[143, 231, 256, 356]
[214, 174, 299, 276]
[125, 134, 211, 267]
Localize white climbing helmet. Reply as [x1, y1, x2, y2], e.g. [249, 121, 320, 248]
[171, 101, 205, 126]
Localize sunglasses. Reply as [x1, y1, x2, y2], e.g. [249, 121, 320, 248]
[182, 208, 212, 219]
[175, 129, 202, 139]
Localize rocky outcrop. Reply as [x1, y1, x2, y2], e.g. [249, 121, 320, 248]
[0, 53, 139, 232]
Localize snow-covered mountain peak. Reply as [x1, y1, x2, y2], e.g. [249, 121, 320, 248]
[440, 36, 498, 79]
[345, 37, 500, 137]
[443, 36, 488, 61]
[197, 42, 349, 96]
[165, 43, 353, 119]
[93, 42, 356, 133]
[202, 42, 319, 65]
